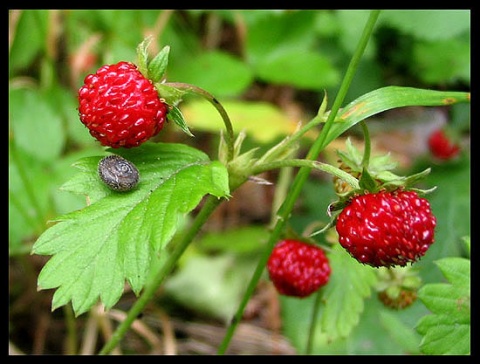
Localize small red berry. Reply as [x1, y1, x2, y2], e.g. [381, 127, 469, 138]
[267, 239, 331, 298]
[428, 129, 460, 160]
[78, 61, 168, 148]
[335, 190, 436, 268]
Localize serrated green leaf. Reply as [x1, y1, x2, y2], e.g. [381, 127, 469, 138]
[319, 243, 378, 340]
[31, 143, 229, 316]
[416, 315, 470, 355]
[417, 283, 469, 317]
[416, 255, 470, 355]
[434, 257, 470, 289]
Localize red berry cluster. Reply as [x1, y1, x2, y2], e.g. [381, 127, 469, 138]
[78, 61, 168, 148]
[335, 190, 436, 268]
[267, 239, 331, 298]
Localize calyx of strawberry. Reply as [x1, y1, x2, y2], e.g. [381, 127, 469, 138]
[135, 37, 194, 137]
[311, 137, 436, 237]
[329, 137, 436, 211]
[375, 266, 422, 310]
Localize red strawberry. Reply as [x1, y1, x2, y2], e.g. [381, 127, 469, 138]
[267, 239, 331, 298]
[335, 190, 436, 268]
[428, 129, 460, 160]
[78, 61, 168, 148]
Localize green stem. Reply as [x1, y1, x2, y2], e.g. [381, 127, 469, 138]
[305, 290, 323, 354]
[269, 166, 293, 228]
[63, 304, 78, 354]
[164, 82, 235, 162]
[360, 120, 371, 169]
[256, 111, 326, 166]
[98, 194, 224, 355]
[252, 159, 360, 190]
[217, 10, 381, 355]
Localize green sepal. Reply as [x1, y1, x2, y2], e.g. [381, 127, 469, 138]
[358, 166, 377, 192]
[167, 105, 194, 137]
[148, 45, 170, 83]
[155, 83, 188, 107]
[136, 37, 151, 78]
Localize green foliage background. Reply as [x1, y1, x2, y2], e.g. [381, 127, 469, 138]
[9, 10, 470, 355]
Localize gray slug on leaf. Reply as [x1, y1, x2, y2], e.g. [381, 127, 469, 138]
[98, 155, 139, 192]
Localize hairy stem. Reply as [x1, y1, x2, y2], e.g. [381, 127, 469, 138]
[252, 159, 360, 190]
[217, 10, 381, 354]
[164, 82, 235, 162]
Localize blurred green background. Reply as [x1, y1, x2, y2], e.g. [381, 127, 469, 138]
[9, 10, 470, 355]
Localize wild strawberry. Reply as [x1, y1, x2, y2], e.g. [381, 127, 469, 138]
[375, 266, 421, 310]
[267, 239, 331, 298]
[428, 129, 460, 160]
[378, 289, 417, 310]
[335, 190, 436, 268]
[78, 61, 168, 148]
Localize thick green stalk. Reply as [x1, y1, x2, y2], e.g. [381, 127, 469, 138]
[217, 10, 381, 355]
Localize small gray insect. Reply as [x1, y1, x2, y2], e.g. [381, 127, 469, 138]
[98, 155, 139, 192]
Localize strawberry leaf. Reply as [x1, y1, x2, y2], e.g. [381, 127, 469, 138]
[31, 143, 230, 316]
[416, 249, 470, 355]
[319, 243, 378, 340]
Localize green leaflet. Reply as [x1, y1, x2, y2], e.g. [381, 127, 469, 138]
[416, 252, 471, 355]
[318, 243, 378, 340]
[31, 143, 230, 316]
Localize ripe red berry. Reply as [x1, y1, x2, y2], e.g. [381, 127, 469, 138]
[428, 129, 460, 160]
[335, 190, 436, 268]
[78, 61, 168, 148]
[267, 239, 331, 298]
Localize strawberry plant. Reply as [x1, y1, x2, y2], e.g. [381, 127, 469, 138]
[10, 10, 470, 355]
